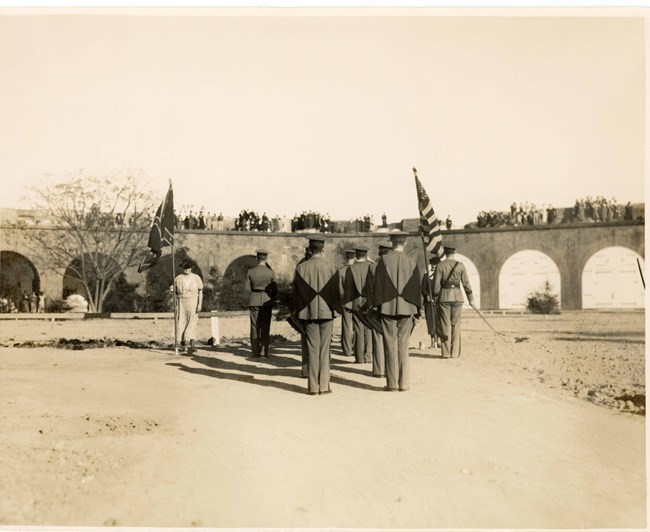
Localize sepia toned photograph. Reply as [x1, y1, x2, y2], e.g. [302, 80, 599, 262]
[0, 4, 646, 530]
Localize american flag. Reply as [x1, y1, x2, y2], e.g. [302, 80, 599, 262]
[413, 168, 444, 258]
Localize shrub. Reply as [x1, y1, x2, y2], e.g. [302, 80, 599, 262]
[45, 298, 72, 313]
[526, 281, 560, 314]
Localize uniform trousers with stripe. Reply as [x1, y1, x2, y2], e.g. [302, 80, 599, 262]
[304, 319, 333, 393]
[249, 305, 272, 356]
[380, 315, 412, 390]
[437, 302, 463, 358]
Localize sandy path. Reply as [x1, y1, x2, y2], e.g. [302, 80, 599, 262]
[0, 312, 645, 528]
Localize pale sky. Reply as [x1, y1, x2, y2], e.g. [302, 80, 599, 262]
[0, 9, 645, 225]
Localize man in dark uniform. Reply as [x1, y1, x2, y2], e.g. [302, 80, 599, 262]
[433, 245, 475, 358]
[421, 255, 441, 348]
[365, 240, 392, 377]
[246, 249, 277, 358]
[371, 230, 421, 391]
[337, 249, 356, 357]
[293, 236, 341, 395]
[296, 246, 312, 377]
[346, 245, 373, 363]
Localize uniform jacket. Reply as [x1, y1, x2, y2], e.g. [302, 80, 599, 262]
[433, 258, 473, 303]
[246, 264, 277, 307]
[342, 260, 372, 310]
[338, 264, 355, 310]
[293, 256, 341, 320]
[371, 250, 421, 316]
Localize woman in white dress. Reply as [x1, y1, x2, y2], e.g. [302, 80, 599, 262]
[174, 259, 203, 354]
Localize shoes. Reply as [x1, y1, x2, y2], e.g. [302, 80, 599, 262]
[399, 388, 409, 392]
[385, 387, 398, 392]
[319, 390, 332, 395]
[308, 391, 318, 396]
[372, 373, 385, 378]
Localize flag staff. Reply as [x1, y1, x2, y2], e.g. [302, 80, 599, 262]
[413, 167, 439, 345]
[169, 180, 179, 355]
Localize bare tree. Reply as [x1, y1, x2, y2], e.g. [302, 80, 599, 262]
[26, 173, 156, 312]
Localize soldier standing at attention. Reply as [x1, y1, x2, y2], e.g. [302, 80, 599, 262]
[421, 255, 441, 348]
[246, 249, 277, 358]
[293, 236, 341, 395]
[371, 230, 421, 391]
[297, 246, 313, 377]
[433, 245, 475, 358]
[338, 249, 357, 357]
[365, 240, 392, 377]
[347, 245, 373, 363]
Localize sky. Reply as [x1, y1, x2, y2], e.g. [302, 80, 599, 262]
[0, 8, 645, 226]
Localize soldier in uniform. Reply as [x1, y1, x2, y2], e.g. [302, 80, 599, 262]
[246, 249, 277, 358]
[293, 235, 341, 395]
[421, 255, 441, 348]
[365, 240, 392, 377]
[345, 245, 373, 363]
[337, 249, 356, 357]
[433, 245, 475, 358]
[371, 230, 421, 391]
[297, 247, 312, 377]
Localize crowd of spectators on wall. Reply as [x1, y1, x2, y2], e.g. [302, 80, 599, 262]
[290, 211, 332, 232]
[235, 210, 283, 232]
[471, 197, 641, 229]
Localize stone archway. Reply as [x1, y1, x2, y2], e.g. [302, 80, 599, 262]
[220, 255, 259, 310]
[451, 253, 481, 309]
[499, 250, 561, 310]
[0, 251, 41, 312]
[582, 246, 645, 308]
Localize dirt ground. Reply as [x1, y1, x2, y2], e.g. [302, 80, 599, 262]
[0, 310, 645, 529]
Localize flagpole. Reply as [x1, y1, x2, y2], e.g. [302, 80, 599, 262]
[169, 179, 179, 355]
[413, 167, 439, 346]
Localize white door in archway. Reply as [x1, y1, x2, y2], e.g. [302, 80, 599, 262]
[582, 247, 645, 308]
[499, 250, 561, 310]
[449, 253, 481, 309]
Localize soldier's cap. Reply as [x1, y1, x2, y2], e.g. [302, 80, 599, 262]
[308, 235, 326, 248]
[378, 241, 393, 249]
[345, 249, 356, 256]
[255, 249, 269, 256]
[355, 245, 369, 252]
[429, 255, 441, 263]
[388, 229, 409, 242]
[444, 245, 456, 254]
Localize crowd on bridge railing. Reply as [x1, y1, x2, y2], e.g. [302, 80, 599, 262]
[469, 198, 642, 229]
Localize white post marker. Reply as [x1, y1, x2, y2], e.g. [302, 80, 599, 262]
[211, 311, 220, 347]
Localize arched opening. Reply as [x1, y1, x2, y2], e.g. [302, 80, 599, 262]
[63, 254, 142, 312]
[582, 247, 645, 308]
[0, 251, 41, 312]
[499, 250, 561, 310]
[220, 255, 259, 310]
[450, 253, 481, 309]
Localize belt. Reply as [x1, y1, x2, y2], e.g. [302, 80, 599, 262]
[442, 284, 459, 289]
[251, 288, 266, 292]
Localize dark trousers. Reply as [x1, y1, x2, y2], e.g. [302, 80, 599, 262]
[371, 329, 385, 376]
[340, 308, 353, 356]
[304, 319, 333, 393]
[300, 333, 309, 377]
[352, 314, 372, 363]
[438, 302, 463, 358]
[249, 305, 272, 356]
[381, 315, 412, 390]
